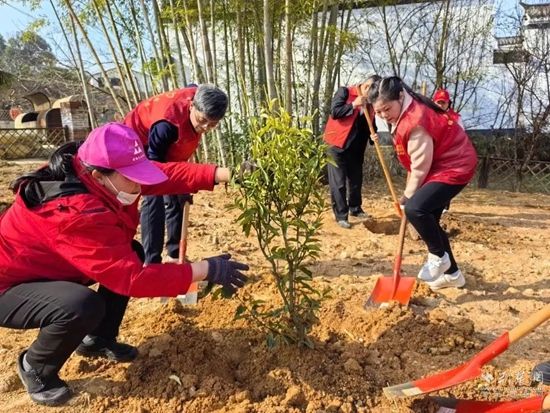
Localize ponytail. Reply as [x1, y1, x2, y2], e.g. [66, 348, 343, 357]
[10, 141, 82, 205]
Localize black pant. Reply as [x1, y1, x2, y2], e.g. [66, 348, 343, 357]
[327, 141, 367, 221]
[141, 194, 184, 263]
[0, 241, 144, 378]
[404, 182, 466, 274]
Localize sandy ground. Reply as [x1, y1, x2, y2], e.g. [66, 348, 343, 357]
[0, 160, 548, 412]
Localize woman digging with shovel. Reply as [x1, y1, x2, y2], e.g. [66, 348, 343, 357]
[367, 76, 477, 291]
[0, 123, 249, 406]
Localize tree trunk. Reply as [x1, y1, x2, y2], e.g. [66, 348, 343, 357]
[235, 5, 248, 117]
[63, 7, 96, 128]
[129, 0, 155, 98]
[210, 0, 218, 84]
[197, 0, 214, 83]
[284, 0, 292, 114]
[152, 0, 178, 89]
[105, 1, 140, 106]
[311, 0, 330, 136]
[223, 0, 236, 166]
[62, 0, 125, 116]
[169, 0, 188, 86]
[247, 32, 258, 113]
[435, 0, 451, 87]
[305, 2, 318, 113]
[91, 0, 133, 111]
[263, 0, 277, 104]
[182, 0, 206, 83]
[139, 0, 168, 91]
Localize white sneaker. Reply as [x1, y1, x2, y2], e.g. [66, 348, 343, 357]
[426, 269, 466, 290]
[417, 252, 451, 281]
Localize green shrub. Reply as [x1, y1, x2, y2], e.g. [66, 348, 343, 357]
[233, 104, 329, 348]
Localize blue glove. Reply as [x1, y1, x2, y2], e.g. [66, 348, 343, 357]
[205, 253, 249, 295]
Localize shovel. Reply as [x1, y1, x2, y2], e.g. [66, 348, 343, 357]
[432, 394, 549, 413]
[384, 304, 550, 398]
[175, 200, 199, 304]
[364, 213, 416, 308]
[363, 110, 402, 218]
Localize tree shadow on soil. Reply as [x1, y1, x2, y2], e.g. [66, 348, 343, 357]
[444, 262, 550, 306]
[455, 211, 550, 229]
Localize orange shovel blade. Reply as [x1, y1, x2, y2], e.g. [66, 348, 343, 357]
[433, 394, 547, 413]
[365, 275, 416, 307]
[384, 333, 511, 398]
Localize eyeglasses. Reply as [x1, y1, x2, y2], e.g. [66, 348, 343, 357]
[195, 112, 219, 128]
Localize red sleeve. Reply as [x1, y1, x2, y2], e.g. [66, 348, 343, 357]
[54, 210, 193, 297]
[141, 161, 217, 196]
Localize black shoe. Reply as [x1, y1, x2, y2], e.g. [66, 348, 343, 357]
[17, 352, 72, 406]
[350, 209, 368, 218]
[532, 361, 550, 385]
[76, 335, 138, 362]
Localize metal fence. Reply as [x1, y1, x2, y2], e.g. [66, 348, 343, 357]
[0, 128, 68, 160]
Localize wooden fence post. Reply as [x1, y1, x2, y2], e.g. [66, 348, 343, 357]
[477, 155, 490, 188]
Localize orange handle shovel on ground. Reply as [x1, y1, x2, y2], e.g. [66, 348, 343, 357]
[384, 304, 550, 398]
[363, 111, 402, 218]
[432, 394, 549, 413]
[176, 200, 199, 304]
[178, 200, 190, 264]
[364, 213, 416, 308]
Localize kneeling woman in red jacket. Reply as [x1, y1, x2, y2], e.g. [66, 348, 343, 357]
[367, 77, 477, 291]
[0, 123, 249, 406]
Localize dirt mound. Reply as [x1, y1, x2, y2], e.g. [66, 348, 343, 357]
[70, 294, 481, 413]
[363, 216, 400, 235]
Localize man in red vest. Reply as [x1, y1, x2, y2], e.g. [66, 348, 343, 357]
[124, 84, 228, 264]
[323, 75, 380, 229]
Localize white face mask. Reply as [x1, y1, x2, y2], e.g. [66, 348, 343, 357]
[105, 177, 140, 205]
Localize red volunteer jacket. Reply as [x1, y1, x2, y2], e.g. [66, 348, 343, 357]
[393, 100, 477, 185]
[323, 86, 375, 148]
[0, 159, 217, 297]
[124, 87, 201, 161]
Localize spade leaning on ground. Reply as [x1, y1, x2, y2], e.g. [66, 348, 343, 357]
[0, 123, 249, 406]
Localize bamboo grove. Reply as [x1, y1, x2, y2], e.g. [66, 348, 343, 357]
[19, 0, 550, 171]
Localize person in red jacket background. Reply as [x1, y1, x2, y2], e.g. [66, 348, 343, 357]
[323, 75, 380, 229]
[433, 88, 464, 129]
[124, 84, 228, 264]
[0, 123, 248, 406]
[368, 77, 477, 291]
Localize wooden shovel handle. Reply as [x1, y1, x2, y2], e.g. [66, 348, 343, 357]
[363, 111, 402, 218]
[391, 213, 408, 296]
[178, 201, 191, 264]
[508, 304, 550, 344]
